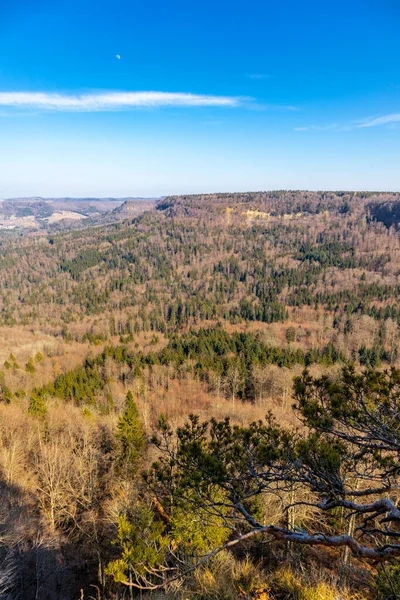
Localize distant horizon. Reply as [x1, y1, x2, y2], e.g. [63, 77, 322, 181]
[1, 188, 400, 202]
[0, 195, 160, 201]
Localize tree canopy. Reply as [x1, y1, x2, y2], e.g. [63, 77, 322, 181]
[110, 366, 400, 590]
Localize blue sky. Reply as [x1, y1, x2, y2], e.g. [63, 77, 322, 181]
[0, 0, 400, 196]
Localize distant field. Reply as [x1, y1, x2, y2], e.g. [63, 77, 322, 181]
[0, 196, 157, 231]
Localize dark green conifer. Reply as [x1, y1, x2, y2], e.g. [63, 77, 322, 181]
[28, 393, 48, 420]
[116, 391, 145, 468]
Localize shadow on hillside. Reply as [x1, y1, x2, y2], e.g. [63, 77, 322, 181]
[0, 480, 98, 600]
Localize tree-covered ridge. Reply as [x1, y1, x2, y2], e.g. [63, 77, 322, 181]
[29, 326, 394, 411]
[0, 191, 399, 334]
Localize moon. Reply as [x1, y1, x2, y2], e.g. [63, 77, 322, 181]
[116, 54, 121, 60]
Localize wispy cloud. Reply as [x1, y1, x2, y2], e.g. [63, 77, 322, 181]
[358, 113, 400, 127]
[295, 112, 400, 132]
[0, 91, 247, 112]
[294, 123, 346, 132]
[249, 103, 298, 112]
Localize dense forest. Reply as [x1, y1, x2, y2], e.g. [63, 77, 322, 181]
[0, 191, 400, 599]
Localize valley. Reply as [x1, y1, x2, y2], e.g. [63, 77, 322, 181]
[0, 197, 156, 231]
[0, 190, 399, 599]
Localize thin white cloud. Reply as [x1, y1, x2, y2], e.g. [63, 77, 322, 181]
[358, 113, 400, 127]
[294, 123, 346, 132]
[0, 91, 246, 112]
[295, 112, 400, 132]
[249, 103, 298, 112]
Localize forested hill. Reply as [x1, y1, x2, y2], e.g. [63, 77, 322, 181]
[156, 189, 400, 219]
[0, 190, 399, 354]
[1, 191, 400, 599]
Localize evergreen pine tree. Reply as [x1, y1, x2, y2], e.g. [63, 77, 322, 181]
[116, 391, 145, 469]
[28, 393, 48, 420]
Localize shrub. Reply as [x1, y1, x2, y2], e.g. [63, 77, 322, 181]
[375, 564, 400, 600]
[25, 357, 35, 373]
